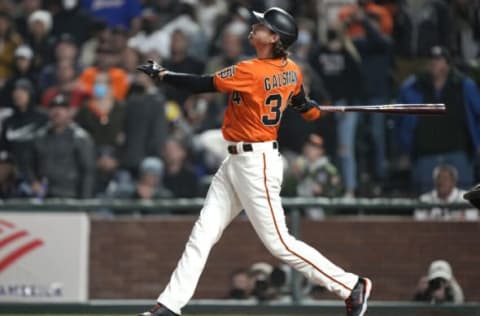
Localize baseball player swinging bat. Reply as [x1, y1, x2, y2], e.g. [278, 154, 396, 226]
[317, 103, 446, 115]
[136, 6, 382, 316]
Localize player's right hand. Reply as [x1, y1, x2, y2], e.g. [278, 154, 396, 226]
[136, 60, 166, 80]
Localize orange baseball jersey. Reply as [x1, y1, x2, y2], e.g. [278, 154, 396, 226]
[213, 58, 320, 142]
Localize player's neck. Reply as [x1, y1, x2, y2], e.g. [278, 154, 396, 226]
[255, 45, 275, 59]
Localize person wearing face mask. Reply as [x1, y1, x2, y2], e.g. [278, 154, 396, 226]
[75, 72, 126, 194]
[79, 46, 130, 101]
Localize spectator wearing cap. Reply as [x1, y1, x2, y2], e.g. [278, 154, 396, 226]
[0, 12, 23, 86]
[397, 46, 480, 193]
[26, 10, 54, 72]
[0, 78, 48, 179]
[0, 45, 38, 108]
[27, 93, 95, 198]
[413, 260, 464, 304]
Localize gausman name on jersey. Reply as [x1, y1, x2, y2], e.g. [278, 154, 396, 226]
[264, 70, 298, 91]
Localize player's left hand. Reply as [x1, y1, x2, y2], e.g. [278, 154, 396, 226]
[136, 60, 166, 80]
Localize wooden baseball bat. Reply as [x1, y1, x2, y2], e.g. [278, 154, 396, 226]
[317, 103, 446, 115]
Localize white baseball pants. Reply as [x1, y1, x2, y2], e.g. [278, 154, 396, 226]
[157, 141, 358, 314]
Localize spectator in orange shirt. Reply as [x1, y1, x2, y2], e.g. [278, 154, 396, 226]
[79, 47, 129, 102]
[338, 0, 393, 38]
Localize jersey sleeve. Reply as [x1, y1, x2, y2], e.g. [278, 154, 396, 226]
[213, 61, 255, 93]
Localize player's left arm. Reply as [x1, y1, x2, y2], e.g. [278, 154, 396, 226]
[290, 85, 321, 121]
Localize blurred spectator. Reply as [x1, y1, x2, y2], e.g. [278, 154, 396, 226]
[75, 70, 125, 194]
[162, 137, 199, 198]
[28, 93, 95, 198]
[293, 134, 342, 219]
[129, 2, 205, 60]
[0, 12, 22, 87]
[122, 72, 167, 174]
[51, 0, 93, 45]
[133, 157, 171, 199]
[248, 262, 275, 301]
[195, 0, 228, 42]
[413, 260, 464, 304]
[414, 164, 478, 221]
[163, 29, 205, 106]
[76, 71, 125, 148]
[79, 19, 111, 67]
[14, 0, 42, 39]
[0, 45, 38, 108]
[450, 0, 480, 63]
[80, 0, 142, 30]
[120, 47, 142, 83]
[38, 33, 81, 92]
[127, 7, 161, 57]
[106, 157, 172, 200]
[26, 10, 54, 71]
[309, 22, 364, 197]
[339, 0, 394, 192]
[111, 25, 129, 56]
[203, 22, 247, 125]
[0, 79, 47, 178]
[227, 268, 254, 300]
[290, 18, 315, 62]
[278, 62, 330, 156]
[41, 58, 88, 110]
[208, 3, 251, 57]
[393, 0, 453, 58]
[338, 0, 393, 38]
[397, 46, 480, 193]
[192, 129, 228, 177]
[0, 150, 19, 198]
[79, 47, 129, 101]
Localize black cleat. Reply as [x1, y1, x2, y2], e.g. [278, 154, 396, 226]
[345, 277, 372, 316]
[138, 303, 179, 316]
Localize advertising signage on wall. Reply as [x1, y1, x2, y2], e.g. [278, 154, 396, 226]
[0, 212, 89, 302]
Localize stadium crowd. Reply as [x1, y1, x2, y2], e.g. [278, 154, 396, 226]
[0, 0, 479, 212]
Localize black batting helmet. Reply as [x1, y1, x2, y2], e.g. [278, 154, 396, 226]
[252, 7, 298, 48]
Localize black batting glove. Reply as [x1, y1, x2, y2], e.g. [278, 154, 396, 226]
[136, 60, 166, 80]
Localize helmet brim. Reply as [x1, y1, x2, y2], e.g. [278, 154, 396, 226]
[252, 11, 275, 33]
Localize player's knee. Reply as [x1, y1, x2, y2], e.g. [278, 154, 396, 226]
[265, 238, 291, 259]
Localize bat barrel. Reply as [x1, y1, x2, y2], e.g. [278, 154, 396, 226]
[317, 104, 446, 115]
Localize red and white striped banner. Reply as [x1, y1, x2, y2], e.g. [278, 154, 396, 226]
[0, 213, 89, 302]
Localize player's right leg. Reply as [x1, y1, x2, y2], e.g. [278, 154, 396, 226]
[230, 150, 371, 316]
[139, 158, 243, 316]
